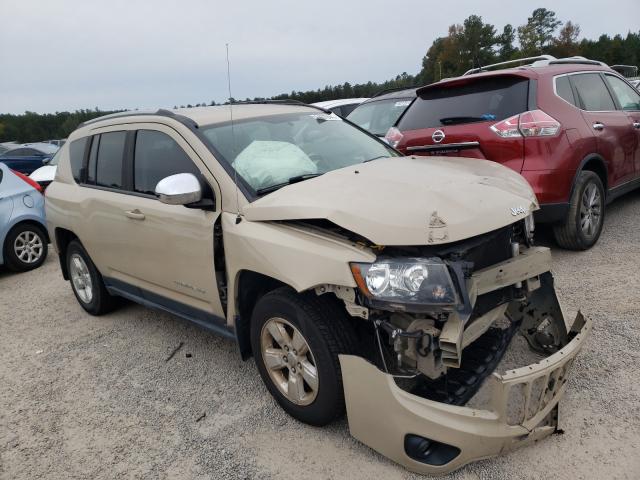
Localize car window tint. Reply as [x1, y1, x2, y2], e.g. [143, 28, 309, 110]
[133, 130, 200, 195]
[69, 137, 88, 183]
[87, 135, 99, 184]
[340, 104, 359, 116]
[605, 75, 640, 111]
[570, 73, 616, 111]
[398, 76, 529, 129]
[8, 148, 27, 157]
[555, 76, 576, 106]
[96, 131, 126, 189]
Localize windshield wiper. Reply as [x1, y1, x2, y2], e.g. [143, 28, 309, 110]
[363, 155, 388, 163]
[440, 116, 491, 125]
[256, 174, 323, 195]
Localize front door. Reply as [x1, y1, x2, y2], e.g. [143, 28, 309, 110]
[603, 73, 640, 178]
[81, 125, 224, 320]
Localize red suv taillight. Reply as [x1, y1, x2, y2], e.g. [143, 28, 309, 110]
[490, 109, 560, 138]
[11, 169, 43, 193]
[384, 126, 404, 147]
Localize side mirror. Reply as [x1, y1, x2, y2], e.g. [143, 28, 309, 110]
[155, 173, 202, 205]
[42, 158, 51, 165]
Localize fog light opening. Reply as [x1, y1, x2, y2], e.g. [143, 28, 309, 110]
[404, 434, 461, 466]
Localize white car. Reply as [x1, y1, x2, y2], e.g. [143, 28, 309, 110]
[311, 98, 369, 117]
[29, 147, 61, 189]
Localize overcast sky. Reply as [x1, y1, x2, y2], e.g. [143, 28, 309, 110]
[1, 0, 638, 114]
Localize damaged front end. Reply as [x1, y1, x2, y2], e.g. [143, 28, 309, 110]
[333, 222, 591, 475]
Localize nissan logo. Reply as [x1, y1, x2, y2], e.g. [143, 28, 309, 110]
[432, 130, 445, 143]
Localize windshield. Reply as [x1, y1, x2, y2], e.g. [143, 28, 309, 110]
[200, 112, 397, 194]
[347, 98, 413, 136]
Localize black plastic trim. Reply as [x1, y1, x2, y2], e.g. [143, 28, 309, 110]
[404, 434, 461, 466]
[534, 203, 570, 223]
[104, 277, 235, 340]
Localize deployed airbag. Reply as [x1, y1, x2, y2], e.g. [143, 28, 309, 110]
[233, 141, 317, 190]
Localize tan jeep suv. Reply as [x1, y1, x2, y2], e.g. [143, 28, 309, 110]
[45, 103, 590, 475]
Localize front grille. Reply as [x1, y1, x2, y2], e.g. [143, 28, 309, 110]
[503, 358, 573, 426]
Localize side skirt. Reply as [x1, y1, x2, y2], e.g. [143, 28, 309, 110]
[104, 277, 235, 340]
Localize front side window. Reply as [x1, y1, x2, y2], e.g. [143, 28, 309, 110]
[6, 148, 27, 157]
[570, 73, 616, 111]
[200, 111, 397, 194]
[95, 131, 126, 189]
[348, 98, 413, 136]
[605, 75, 640, 111]
[133, 130, 200, 195]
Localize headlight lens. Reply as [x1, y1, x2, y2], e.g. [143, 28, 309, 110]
[351, 257, 458, 306]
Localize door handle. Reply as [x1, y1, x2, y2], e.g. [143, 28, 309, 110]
[633, 122, 640, 129]
[592, 122, 605, 131]
[125, 209, 145, 220]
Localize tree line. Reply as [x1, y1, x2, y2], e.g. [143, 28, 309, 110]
[2, 8, 639, 143]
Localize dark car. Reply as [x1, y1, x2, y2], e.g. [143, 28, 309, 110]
[0, 143, 59, 175]
[388, 56, 640, 250]
[347, 87, 417, 137]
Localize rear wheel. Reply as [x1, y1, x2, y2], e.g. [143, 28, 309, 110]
[3, 223, 48, 272]
[66, 240, 118, 315]
[553, 171, 605, 250]
[250, 288, 358, 426]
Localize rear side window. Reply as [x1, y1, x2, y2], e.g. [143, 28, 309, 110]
[95, 131, 126, 189]
[133, 130, 200, 195]
[398, 76, 528, 130]
[555, 76, 576, 106]
[570, 73, 615, 111]
[69, 138, 88, 183]
[87, 135, 99, 184]
[605, 75, 640, 111]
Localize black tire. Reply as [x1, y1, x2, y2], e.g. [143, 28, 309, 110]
[250, 287, 358, 426]
[3, 222, 48, 272]
[66, 240, 118, 315]
[553, 171, 605, 250]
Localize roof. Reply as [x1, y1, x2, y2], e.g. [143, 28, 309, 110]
[417, 62, 615, 96]
[363, 88, 417, 103]
[76, 103, 324, 132]
[311, 98, 369, 109]
[6, 142, 59, 154]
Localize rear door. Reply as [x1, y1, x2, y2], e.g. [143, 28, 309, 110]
[395, 75, 529, 173]
[603, 73, 640, 177]
[569, 72, 636, 186]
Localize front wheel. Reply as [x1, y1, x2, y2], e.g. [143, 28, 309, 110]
[553, 171, 605, 250]
[250, 288, 358, 426]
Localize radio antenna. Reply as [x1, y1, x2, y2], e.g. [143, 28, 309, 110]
[226, 43, 241, 224]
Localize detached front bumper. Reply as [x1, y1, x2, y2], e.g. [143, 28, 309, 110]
[339, 313, 590, 475]
[339, 241, 592, 475]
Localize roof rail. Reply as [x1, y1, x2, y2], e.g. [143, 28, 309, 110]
[463, 56, 556, 75]
[371, 86, 419, 98]
[545, 56, 607, 67]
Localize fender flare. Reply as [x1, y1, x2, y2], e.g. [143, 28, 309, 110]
[568, 153, 608, 201]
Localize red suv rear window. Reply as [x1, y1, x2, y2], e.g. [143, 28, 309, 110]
[398, 76, 529, 130]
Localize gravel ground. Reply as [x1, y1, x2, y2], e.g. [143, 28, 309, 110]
[1, 191, 639, 480]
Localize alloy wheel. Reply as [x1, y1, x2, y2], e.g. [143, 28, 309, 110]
[13, 231, 44, 264]
[580, 183, 602, 238]
[260, 317, 319, 406]
[69, 253, 93, 304]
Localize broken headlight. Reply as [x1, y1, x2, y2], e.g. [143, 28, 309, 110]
[350, 258, 459, 307]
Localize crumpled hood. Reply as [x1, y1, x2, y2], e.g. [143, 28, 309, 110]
[242, 156, 538, 246]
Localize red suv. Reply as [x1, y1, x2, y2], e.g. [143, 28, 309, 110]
[387, 56, 640, 250]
